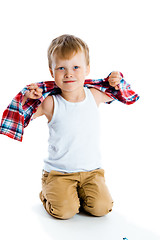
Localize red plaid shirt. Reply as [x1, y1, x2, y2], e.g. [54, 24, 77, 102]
[0, 73, 139, 142]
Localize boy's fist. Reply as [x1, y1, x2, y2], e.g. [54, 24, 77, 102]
[25, 83, 43, 99]
[108, 71, 122, 90]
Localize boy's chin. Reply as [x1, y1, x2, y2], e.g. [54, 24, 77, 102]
[61, 85, 84, 92]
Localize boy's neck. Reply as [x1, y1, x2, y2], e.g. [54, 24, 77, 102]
[60, 87, 85, 103]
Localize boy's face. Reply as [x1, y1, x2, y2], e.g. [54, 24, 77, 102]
[49, 51, 90, 93]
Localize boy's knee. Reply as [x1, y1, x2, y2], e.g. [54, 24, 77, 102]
[84, 198, 113, 217]
[46, 200, 80, 220]
[94, 200, 113, 216]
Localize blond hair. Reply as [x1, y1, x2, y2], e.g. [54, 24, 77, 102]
[47, 34, 90, 69]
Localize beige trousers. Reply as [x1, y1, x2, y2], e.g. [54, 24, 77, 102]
[39, 168, 113, 219]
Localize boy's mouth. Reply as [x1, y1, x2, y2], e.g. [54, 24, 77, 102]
[63, 80, 76, 83]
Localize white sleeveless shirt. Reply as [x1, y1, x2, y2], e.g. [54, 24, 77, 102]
[43, 87, 102, 173]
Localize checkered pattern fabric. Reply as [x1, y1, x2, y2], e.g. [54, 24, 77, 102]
[0, 73, 139, 141]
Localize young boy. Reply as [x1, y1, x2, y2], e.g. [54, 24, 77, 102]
[21, 34, 123, 220]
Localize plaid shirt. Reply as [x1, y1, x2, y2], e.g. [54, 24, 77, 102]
[0, 73, 139, 142]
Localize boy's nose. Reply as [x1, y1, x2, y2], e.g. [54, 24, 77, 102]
[64, 70, 73, 78]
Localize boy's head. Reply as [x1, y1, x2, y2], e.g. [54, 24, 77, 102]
[47, 34, 90, 70]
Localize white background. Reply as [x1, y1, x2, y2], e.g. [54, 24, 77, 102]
[0, 0, 160, 239]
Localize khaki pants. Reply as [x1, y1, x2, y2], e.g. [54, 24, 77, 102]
[39, 168, 113, 220]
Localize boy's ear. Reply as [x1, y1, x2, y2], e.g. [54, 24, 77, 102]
[49, 68, 54, 78]
[86, 65, 90, 76]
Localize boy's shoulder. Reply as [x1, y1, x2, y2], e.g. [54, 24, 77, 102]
[42, 95, 54, 122]
[89, 88, 112, 106]
[43, 95, 54, 110]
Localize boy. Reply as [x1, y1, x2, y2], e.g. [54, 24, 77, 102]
[0, 34, 139, 219]
[22, 34, 122, 219]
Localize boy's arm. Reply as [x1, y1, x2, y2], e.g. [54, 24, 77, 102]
[32, 96, 54, 121]
[22, 84, 54, 122]
[90, 88, 113, 106]
[90, 71, 122, 106]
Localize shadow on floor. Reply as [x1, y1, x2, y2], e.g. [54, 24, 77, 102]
[32, 204, 160, 240]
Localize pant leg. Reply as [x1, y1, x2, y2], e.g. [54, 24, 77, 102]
[78, 169, 113, 217]
[40, 170, 80, 220]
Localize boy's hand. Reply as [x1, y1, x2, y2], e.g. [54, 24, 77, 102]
[108, 71, 122, 90]
[25, 83, 43, 99]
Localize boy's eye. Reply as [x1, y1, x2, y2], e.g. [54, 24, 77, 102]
[58, 67, 64, 70]
[74, 66, 79, 69]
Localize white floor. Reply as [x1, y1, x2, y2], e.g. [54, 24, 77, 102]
[33, 204, 160, 240]
[1, 198, 160, 240]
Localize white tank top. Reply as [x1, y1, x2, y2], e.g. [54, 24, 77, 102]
[43, 87, 102, 173]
